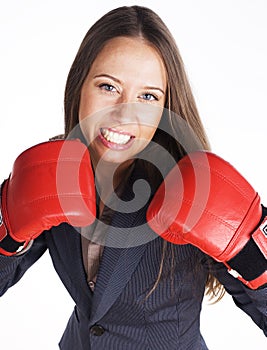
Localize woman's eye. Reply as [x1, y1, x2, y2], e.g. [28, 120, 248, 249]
[99, 83, 116, 92]
[140, 93, 158, 101]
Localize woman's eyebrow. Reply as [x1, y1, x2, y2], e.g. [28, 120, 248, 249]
[93, 73, 122, 84]
[143, 86, 165, 95]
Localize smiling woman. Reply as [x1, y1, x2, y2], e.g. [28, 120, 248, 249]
[0, 4, 266, 350]
[78, 36, 166, 168]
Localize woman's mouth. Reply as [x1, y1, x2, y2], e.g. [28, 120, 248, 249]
[98, 127, 135, 150]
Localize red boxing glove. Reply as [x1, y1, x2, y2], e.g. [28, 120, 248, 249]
[0, 140, 96, 256]
[147, 151, 267, 289]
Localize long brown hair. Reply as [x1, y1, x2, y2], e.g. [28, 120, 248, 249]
[64, 5, 224, 301]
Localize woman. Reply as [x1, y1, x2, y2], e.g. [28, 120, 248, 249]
[0, 5, 266, 349]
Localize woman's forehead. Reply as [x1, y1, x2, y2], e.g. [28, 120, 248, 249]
[88, 36, 167, 88]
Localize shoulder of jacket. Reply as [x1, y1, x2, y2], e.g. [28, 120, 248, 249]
[49, 134, 66, 141]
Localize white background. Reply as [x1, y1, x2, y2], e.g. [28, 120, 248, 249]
[0, 0, 266, 349]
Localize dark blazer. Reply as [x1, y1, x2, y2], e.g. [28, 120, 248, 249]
[0, 165, 266, 349]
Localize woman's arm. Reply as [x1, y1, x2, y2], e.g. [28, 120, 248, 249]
[0, 235, 47, 296]
[211, 259, 267, 336]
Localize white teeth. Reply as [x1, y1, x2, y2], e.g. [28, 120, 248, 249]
[101, 128, 131, 145]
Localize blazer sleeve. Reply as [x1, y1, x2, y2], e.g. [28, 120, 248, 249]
[0, 234, 47, 296]
[209, 259, 267, 336]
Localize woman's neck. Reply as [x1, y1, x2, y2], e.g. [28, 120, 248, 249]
[93, 159, 135, 201]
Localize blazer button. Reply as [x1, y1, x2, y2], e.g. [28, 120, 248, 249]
[90, 324, 105, 336]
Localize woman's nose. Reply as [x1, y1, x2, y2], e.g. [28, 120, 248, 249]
[109, 98, 139, 125]
[117, 91, 136, 105]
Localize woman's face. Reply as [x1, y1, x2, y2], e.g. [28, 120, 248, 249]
[79, 36, 167, 168]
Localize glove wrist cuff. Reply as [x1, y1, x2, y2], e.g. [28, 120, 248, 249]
[0, 232, 26, 255]
[226, 216, 267, 289]
[227, 269, 267, 290]
[0, 182, 26, 255]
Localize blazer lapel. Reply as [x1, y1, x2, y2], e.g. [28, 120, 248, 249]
[90, 241, 147, 324]
[89, 161, 157, 324]
[50, 224, 93, 316]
